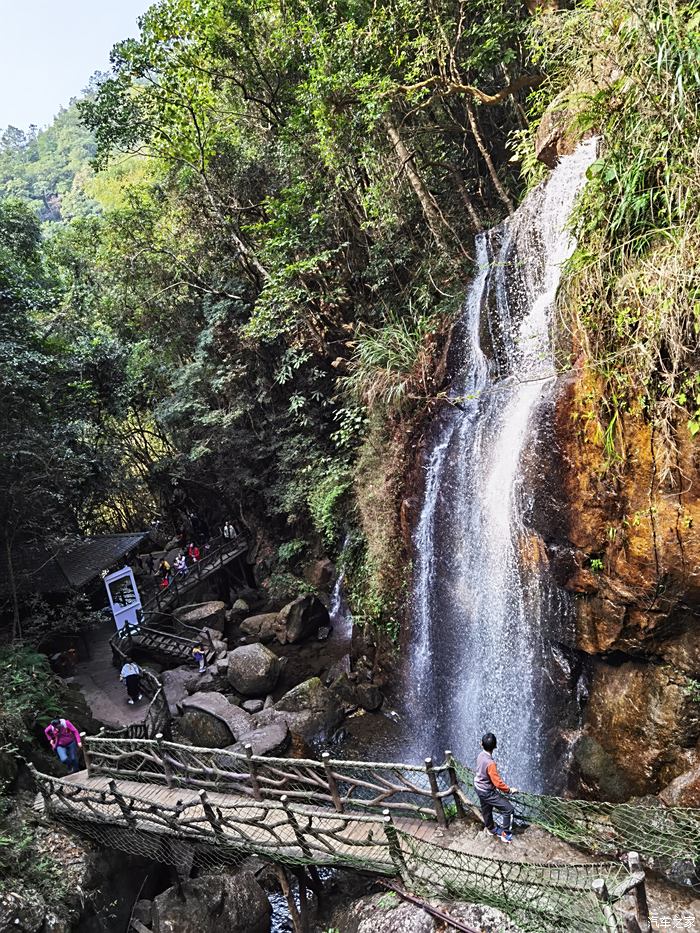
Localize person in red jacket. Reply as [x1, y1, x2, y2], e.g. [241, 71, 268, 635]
[474, 732, 518, 843]
[44, 718, 82, 774]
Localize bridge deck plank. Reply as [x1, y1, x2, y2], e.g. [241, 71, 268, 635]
[55, 771, 448, 873]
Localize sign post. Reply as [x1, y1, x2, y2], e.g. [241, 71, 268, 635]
[104, 566, 142, 632]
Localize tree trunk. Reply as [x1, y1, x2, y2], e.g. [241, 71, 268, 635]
[448, 163, 484, 232]
[5, 532, 21, 640]
[384, 115, 448, 250]
[465, 101, 514, 214]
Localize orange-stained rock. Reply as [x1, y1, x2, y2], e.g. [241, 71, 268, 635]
[550, 369, 700, 665]
[584, 661, 700, 796]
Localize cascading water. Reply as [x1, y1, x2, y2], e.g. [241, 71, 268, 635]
[408, 140, 597, 792]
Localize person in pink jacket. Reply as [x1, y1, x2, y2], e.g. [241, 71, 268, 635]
[44, 718, 82, 773]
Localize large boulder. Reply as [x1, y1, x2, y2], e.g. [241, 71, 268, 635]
[239, 612, 279, 644]
[230, 722, 290, 757]
[227, 643, 281, 696]
[659, 761, 700, 808]
[151, 871, 270, 933]
[276, 594, 330, 644]
[256, 677, 343, 742]
[303, 558, 335, 589]
[161, 666, 201, 716]
[331, 673, 383, 712]
[179, 692, 253, 748]
[175, 601, 226, 634]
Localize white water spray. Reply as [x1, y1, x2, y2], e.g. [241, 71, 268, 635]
[408, 140, 597, 792]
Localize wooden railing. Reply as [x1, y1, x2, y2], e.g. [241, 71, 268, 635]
[33, 767, 651, 933]
[82, 736, 465, 823]
[32, 767, 401, 876]
[142, 534, 247, 617]
[110, 622, 215, 667]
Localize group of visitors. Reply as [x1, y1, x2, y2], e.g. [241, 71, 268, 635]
[157, 541, 201, 589]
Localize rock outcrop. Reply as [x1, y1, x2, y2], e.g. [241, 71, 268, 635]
[531, 367, 700, 797]
[151, 871, 270, 933]
[238, 595, 330, 646]
[255, 676, 343, 742]
[276, 594, 330, 644]
[179, 692, 253, 747]
[174, 601, 226, 633]
[227, 643, 281, 696]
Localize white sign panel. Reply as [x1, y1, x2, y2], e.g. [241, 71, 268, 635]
[104, 566, 142, 632]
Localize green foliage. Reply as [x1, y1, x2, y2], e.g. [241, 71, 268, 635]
[277, 538, 308, 564]
[588, 557, 604, 573]
[684, 678, 700, 703]
[0, 646, 66, 744]
[343, 309, 440, 413]
[0, 797, 63, 898]
[530, 0, 700, 468]
[307, 463, 353, 545]
[0, 99, 98, 221]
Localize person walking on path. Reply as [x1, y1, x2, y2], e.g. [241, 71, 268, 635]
[120, 659, 143, 704]
[192, 642, 207, 673]
[44, 718, 82, 773]
[474, 732, 518, 843]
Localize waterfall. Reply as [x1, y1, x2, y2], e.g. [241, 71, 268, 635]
[330, 570, 353, 640]
[408, 140, 597, 792]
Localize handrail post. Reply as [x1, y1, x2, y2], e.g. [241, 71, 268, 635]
[108, 779, 136, 827]
[199, 789, 226, 842]
[627, 853, 650, 932]
[80, 732, 91, 777]
[592, 879, 622, 933]
[156, 732, 174, 787]
[281, 794, 313, 862]
[245, 744, 263, 801]
[321, 752, 343, 813]
[425, 757, 448, 827]
[382, 809, 410, 885]
[444, 750, 467, 822]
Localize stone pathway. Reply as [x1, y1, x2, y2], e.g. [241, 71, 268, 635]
[70, 625, 148, 730]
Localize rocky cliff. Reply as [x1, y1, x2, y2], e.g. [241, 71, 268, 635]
[536, 365, 700, 802]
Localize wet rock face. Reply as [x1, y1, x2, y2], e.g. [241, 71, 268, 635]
[534, 369, 700, 796]
[151, 871, 270, 933]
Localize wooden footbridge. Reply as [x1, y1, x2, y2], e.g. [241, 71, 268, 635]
[32, 736, 665, 933]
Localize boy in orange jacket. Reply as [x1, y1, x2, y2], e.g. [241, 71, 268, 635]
[474, 732, 518, 843]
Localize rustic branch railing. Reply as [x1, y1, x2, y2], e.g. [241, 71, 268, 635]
[110, 622, 213, 667]
[83, 736, 459, 820]
[33, 768, 646, 933]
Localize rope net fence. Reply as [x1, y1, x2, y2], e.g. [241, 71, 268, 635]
[456, 762, 700, 865]
[398, 830, 631, 933]
[33, 768, 636, 933]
